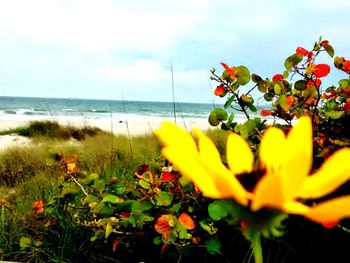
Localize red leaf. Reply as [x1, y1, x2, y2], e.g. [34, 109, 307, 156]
[286, 96, 294, 107]
[296, 47, 308, 56]
[322, 220, 339, 229]
[214, 84, 225, 96]
[307, 51, 313, 62]
[112, 239, 120, 252]
[307, 78, 321, 88]
[161, 171, 175, 182]
[272, 74, 283, 82]
[260, 109, 273, 116]
[313, 64, 330, 78]
[320, 40, 329, 47]
[343, 99, 350, 111]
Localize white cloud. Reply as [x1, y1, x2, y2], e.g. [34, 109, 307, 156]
[0, 0, 204, 51]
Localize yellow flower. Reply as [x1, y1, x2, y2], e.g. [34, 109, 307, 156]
[155, 117, 350, 226]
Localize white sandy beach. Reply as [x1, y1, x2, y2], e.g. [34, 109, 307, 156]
[0, 116, 213, 151]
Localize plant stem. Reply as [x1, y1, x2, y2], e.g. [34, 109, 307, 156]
[251, 232, 263, 263]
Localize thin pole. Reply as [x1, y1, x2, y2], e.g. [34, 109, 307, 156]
[171, 60, 177, 123]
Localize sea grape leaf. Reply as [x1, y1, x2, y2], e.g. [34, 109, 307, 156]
[102, 194, 124, 204]
[224, 96, 236, 109]
[200, 220, 218, 235]
[324, 110, 344, 119]
[208, 108, 228, 126]
[251, 73, 262, 83]
[83, 194, 100, 204]
[169, 202, 181, 213]
[264, 92, 274, 101]
[236, 66, 250, 85]
[105, 222, 113, 239]
[284, 54, 303, 71]
[294, 80, 307, 91]
[155, 191, 173, 206]
[325, 44, 335, 57]
[92, 203, 113, 217]
[20, 237, 32, 250]
[274, 83, 281, 95]
[206, 236, 222, 255]
[208, 200, 234, 221]
[139, 179, 151, 189]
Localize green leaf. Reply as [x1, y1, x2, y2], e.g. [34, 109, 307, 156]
[20, 237, 32, 250]
[208, 200, 234, 221]
[257, 80, 269, 93]
[247, 103, 257, 112]
[81, 173, 99, 185]
[131, 201, 153, 213]
[284, 54, 303, 70]
[105, 222, 113, 239]
[92, 202, 113, 217]
[93, 179, 106, 193]
[283, 70, 289, 79]
[274, 84, 281, 95]
[251, 73, 262, 83]
[339, 79, 349, 88]
[224, 96, 236, 109]
[208, 108, 228, 126]
[236, 66, 250, 85]
[324, 110, 344, 119]
[83, 194, 100, 204]
[153, 236, 162, 245]
[264, 92, 274, 101]
[226, 112, 234, 125]
[277, 94, 288, 111]
[102, 194, 124, 204]
[138, 179, 151, 189]
[206, 236, 222, 255]
[294, 80, 307, 91]
[199, 220, 218, 235]
[155, 191, 173, 206]
[169, 202, 181, 213]
[325, 44, 335, 57]
[60, 184, 80, 197]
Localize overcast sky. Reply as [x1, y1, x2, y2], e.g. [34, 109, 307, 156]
[0, 0, 349, 103]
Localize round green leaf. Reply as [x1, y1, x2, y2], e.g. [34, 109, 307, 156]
[236, 66, 251, 85]
[264, 92, 274, 101]
[284, 54, 303, 71]
[251, 73, 262, 83]
[294, 80, 307, 91]
[208, 108, 228, 126]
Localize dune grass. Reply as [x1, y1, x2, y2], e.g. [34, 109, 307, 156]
[0, 121, 228, 262]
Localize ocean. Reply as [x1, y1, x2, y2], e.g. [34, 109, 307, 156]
[0, 96, 224, 121]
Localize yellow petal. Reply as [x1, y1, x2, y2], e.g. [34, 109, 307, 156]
[301, 195, 350, 224]
[259, 127, 286, 173]
[155, 122, 197, 154]
[162, 147, 222, 198]
[194, 129, 251, 205]
[251, 172, 285, 211]
[226, 133, 254, 175]
[282, 116, 312, 199]
[298, 148, 350, 199]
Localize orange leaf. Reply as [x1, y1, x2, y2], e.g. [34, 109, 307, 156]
[178, 213, 195, 230]
[155, 215, 175, 240]
[220, 62, 236, 79]
[32, 200, 45, 214]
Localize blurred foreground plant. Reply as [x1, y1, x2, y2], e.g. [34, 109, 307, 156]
[155, 117, 350, 263]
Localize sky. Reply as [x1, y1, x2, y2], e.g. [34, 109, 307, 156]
[0, 0, 349, 103]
